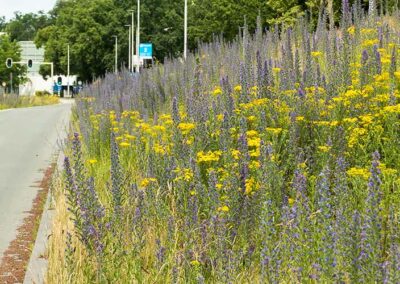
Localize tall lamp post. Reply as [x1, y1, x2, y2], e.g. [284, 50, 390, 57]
[129, 9, 135, 73]
[67, 44, 70, 97]
[184, 0, 188, 60]
[112, 35, 118, 74]
[125, 25, 131, 72]
[136, 0, 140, 73]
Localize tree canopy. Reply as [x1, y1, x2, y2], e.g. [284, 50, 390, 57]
[5, 12, 52, 42]
[0, 35, 26, 91]
[1, 0, 397, 82]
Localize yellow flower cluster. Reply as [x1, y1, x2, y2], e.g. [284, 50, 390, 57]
[197, 150, 222, 163]
[245, 177, 259, 195]
[140, 177, 157, 188]
[173, 167, 194, 182]
[347, 167, 370, 180]
[178, 122, 196, 135]
[212, 86, 223, 96]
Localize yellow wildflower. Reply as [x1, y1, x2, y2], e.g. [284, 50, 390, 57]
[250, 160, 261, 169]
[249, 148, 260, 157]
[347, 26, 355, 35]
[185, 136, 194, 145]
[248, 137, 261, 148]
[153, 144, 166, 155]
[246, 130, 259, 137]
[247, 115, 257, 122]
[311, 51, 322, 58]
[217, 205, 230, 212]
[245, 177, 258, 195]
[153, 125, 167, 132]
[173, 168, 194, 182]
[266, 127, 283, 135]
[231, 149, 240, 160]
[140, 178, 157, 188]
[362, 39, 379, 47]
[120, 142, 130, 147]
[197, 150, 222, 163]
[347, 167, 370, 180]
[383, 104, 400, 113]
[234, 85, 242, 92]
[359, 114, 373, 125]
[348, 127, 367, 148]
[177, 122, 196, 135]
[318, 145, 331, 153]
[361, 28, 375, 35]
[343, 117, 358, 123]
[190, 260, 201, 266]
[212, 86, 223, 96]
[88, 159, 98, 165]
[125, 134, 136, 140]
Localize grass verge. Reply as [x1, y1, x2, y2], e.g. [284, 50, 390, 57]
[0, 94, 60, 110]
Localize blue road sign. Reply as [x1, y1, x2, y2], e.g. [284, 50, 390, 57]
[139, 43, 153, 59]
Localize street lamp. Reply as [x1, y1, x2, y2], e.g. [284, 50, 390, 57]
[184, 0, 188, 60]
[67, 44, 70, 97]
[125, 25, 131, 72]
[128, 9, 135, 73]
[136, 0, 140, 73]
[112, 35, 118, 74]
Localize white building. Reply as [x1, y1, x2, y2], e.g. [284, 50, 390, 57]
[18, 41, 53, 95]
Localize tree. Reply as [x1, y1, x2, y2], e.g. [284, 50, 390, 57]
[189, 0, 270, 45]
[36, 0, 125, 81]
[0, 35, 26, 92]
[33, 0, 379, 82]
[5, 12, 52, 42]
[0, 17, 6, 31]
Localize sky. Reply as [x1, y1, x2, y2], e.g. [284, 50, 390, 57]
[1, 0, 57, 20]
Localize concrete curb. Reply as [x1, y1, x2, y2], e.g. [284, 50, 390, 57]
[23, 151, 64, 284]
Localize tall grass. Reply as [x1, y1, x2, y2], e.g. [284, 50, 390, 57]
[0, 94, 60, 110]
[49, 4, 400, 283]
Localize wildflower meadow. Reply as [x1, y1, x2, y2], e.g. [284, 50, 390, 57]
[50, 4, 400, 283]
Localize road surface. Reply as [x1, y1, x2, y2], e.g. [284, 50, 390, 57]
[0, 100, 72, 259]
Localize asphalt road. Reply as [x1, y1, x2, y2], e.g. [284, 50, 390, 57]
[0, 99, 72, 259]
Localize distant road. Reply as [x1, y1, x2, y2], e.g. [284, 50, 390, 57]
[0, 100, 72, 259]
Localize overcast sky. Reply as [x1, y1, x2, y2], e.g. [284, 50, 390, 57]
[1, 0, 57, 20]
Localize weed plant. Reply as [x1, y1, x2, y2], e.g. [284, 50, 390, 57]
[52, 4, 400, 283]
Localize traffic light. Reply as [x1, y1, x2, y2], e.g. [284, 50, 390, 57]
[57, 76, 62, 86]
[6, 58, 12, 68]
[27, 59, 33, 68]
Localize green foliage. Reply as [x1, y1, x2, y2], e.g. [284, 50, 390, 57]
[0, 16, 6, 31]
[189, 0, 269, 44]
[267, 0, 305, 26]
[36, 0, 125, 81]
[5, 12, 52, 42]
[0, 35, 26, 91]
[31, 0, 400, 82]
